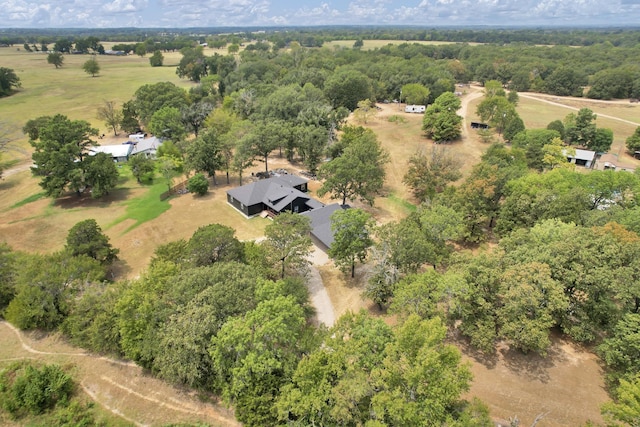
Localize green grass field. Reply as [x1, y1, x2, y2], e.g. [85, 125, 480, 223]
[0, 47, 191, 161]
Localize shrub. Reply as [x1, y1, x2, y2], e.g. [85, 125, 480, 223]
[187, 173, 209, 196]
[1, 362, 74, 417]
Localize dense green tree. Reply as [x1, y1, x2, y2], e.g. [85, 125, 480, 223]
[626, 126, 640, 153]
[498, 262, 568, 355]
[0, 67, 21, 97]
[329, 208, 374, 278]
[587, 68, 635, 100]
[599, 313, 640, 384]
[187, 173, 209, 196]
[0, 363, 74, 417]
[496, 169, 588, 234]
[592, 127, 614, 153]
[500, 220, 631, 343]
[127, 154, 155, 183]
[185, 128, 224, 184]
[278, 312, 472, 426]
[565, 108, 597, 147]
[547, 119, 566, 140]
[543, 66, 585, 97]
[149, 50, 164, 67]
[475, 95, 522, 140]
[512, 128, 561, 170]
[542, 137, 574, 170]
[389, 270, 446, 319]
[401, 83, 430, 105]
[422, 92, 463, 143]
[324, 68, 373, 110]
[210, 295, 309, 426]
[134, 43, 146, 57]
[46, 52, 64, 68]
[53, 39, 72, 53]
[0, 243, 16, 313]
[120, 100, 140, 134]
[84, 152, 119, 198]
[448, 253, 503, 353]
[601, 376, 640, 426]
[149, 106, 187, 141]
[187, 224, 244, 267]
[277, 311, 394, 426]
[403, 146, 461, 202]
[22, 115, 52, 141]
[133, 82, 189, 126]
[61, 281, 124, 355]
[295, 124, 328, 174]
[4, 252, 104, 330]
[417, 202, 465, 267]
[65, 218, 119, 264]
[264, 212, 312, 279]
[450, 166, 499, 242]
[29, 114, 98, 197]
[370, 315, 472, 425]
[153, 266, 262, 389]
[81, 57, 100, 77]
[317, 127, 389, 206]
[115, 261, 181, 366]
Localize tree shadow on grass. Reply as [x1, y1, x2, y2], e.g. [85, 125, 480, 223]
[110, 258, 132, 281]
[498, 341, 559, 384]
[52, 188, 132, 210]
[448, 328, 500, 369]
[0, 179, 17, 191]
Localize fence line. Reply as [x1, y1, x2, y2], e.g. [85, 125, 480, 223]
[160, 179, 188, 200]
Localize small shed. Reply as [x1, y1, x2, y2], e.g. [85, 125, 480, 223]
[405, 105, 426, 113]
[566, 149, 596, 168]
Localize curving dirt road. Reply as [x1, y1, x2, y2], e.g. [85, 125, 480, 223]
[0, 320, 240, 427]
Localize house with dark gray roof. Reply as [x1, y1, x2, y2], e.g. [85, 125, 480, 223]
[301, 203, 347, 251]
[227, 176, 322, 217]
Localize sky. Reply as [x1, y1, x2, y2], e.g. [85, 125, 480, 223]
[1, 0, 640, 29]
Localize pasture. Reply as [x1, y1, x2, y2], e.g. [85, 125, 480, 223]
[324, 39, 484, 50]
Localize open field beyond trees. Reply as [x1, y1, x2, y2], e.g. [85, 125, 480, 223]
[2, 39, 640, 426]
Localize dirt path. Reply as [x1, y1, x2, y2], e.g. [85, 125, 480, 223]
[0, 321, 240, 427]
[2, 161, 32, 178]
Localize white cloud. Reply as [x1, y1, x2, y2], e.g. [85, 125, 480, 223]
[0, 0, 639, 28]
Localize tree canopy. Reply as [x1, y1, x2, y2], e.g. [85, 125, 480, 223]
[318, 126, 389, 206]
[0, 67, 21, 97]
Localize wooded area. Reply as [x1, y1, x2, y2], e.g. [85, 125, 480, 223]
[2, 26, 640, 426]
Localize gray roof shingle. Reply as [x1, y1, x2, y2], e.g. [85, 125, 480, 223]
[301, 203, 346, 249]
